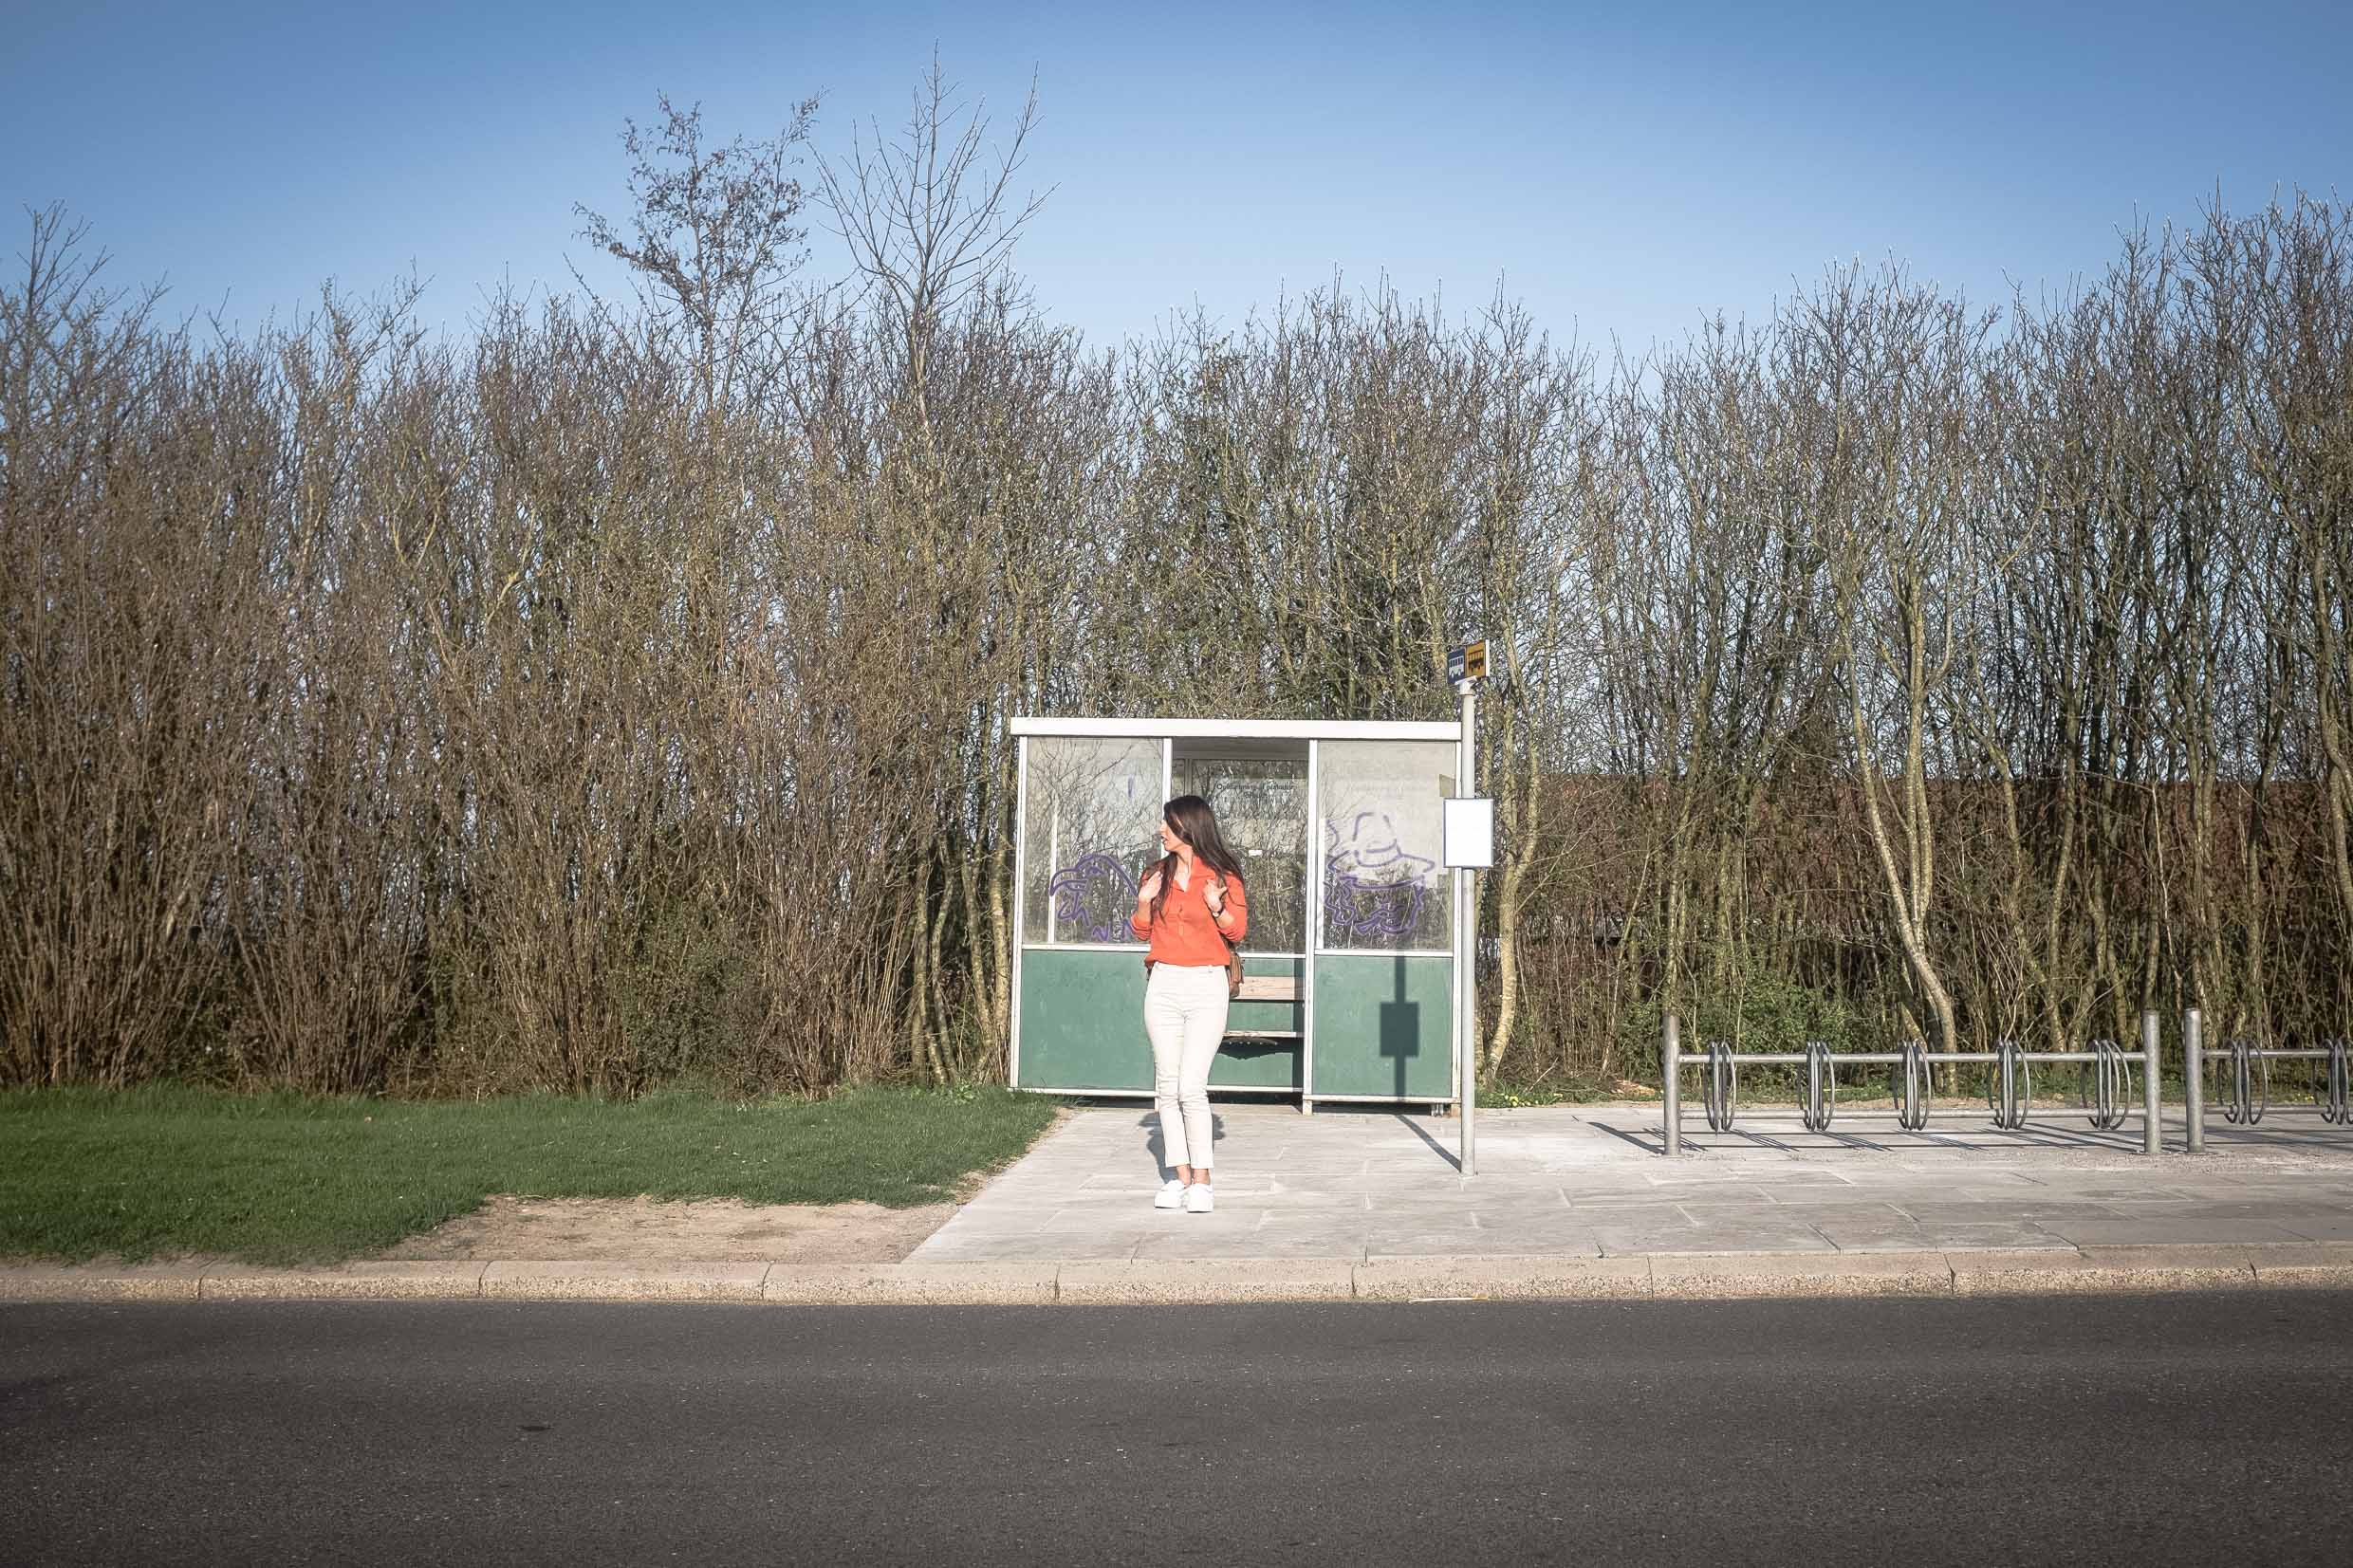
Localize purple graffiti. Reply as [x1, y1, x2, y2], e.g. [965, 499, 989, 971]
[1048, 852, 1138, 942]
[1324, 810, 1436, 942]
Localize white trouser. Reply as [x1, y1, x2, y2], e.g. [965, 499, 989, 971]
[1143, 963, 1228, 1171]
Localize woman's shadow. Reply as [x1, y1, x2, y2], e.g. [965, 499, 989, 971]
[1137, 1112, 1224, 1178]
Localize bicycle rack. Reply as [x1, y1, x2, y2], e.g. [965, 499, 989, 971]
[1659, 1012, 2164, 1155]
[2182, 1006, 2353, 1151]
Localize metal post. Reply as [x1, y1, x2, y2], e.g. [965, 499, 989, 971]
[1455, 861, 1473, 1172]
[1662, 1013, 1681, 1155]
[1457, 681, 1477, 1177]
[1010, 737, 1029, 1087]
[2140, 1009, 2162, 1156]
[2183, 1006, 2204, 1154]
[1444, 783, 1460, 1138]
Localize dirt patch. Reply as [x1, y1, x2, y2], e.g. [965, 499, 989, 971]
[379, 1196, 958, 1264]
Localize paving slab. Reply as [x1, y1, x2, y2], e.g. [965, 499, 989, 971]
[2039, 1218, 2313, 1246]
[2268, 1215, 2353, 1242]
[905, 1236, 1121, 1264]
[2104, 1199, 2353, 1220]
[1748, 1190, 1896, 1209]
[1559, 1193, 1687, 1212]
[2051, 1185, 2208, 1201]
[1806, 1218, 2069, 1253]
[1250, 1190, 1373, 1211]
[1667, 1193, 1798, 1212]
[1892, 1200, 2132, 1222]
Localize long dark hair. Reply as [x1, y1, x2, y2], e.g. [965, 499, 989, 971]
[1149, 794, 1247, 929]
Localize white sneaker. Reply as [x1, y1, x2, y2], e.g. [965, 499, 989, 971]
[1182, 1183, 1214, 1214]
[1153, 1179, 1185, 1209]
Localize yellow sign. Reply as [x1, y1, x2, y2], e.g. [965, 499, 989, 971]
[1448, 640, 1489, 684]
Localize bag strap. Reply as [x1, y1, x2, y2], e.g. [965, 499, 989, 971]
[1217, 876, 1243, 995]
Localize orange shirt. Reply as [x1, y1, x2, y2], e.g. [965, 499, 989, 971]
[1131, 858, 1250, 966]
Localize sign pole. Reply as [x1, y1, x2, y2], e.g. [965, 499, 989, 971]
[1443, 636, 1491, 1179]
[1457, 677, 1477, 1177]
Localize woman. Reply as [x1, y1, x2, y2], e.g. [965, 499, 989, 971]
[1131, 794, 1250, 1214]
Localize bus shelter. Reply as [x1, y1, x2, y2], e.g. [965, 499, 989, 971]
[1010, 717, 1465, 1112]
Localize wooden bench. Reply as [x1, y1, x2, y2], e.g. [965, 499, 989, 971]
[1225, 973, 1302, 1039]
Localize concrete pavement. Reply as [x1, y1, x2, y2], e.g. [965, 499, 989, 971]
[910, 1100, 2353, 1263]
[9, 1101, 2353, 1303]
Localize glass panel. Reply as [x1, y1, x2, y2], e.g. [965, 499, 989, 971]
[1318, 740, 1453, 951]
[1023, 736, 1161, 946]
[1172, 753, 1308, 954]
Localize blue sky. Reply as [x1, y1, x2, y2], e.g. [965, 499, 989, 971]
[5, 0, 2347, 354]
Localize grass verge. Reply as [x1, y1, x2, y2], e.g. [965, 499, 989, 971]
[0, 1083, 1060, 1265]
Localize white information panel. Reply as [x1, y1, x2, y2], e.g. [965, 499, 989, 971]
[1441, 797, 1494, 869]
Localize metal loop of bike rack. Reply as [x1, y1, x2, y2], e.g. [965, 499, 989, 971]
[1892, 1040, 1933, 1132]
[2221, 1038, 2269, 1126]
[1987, 1038, 2030, 1131]
[2326, 1041, 2353, 1127]
[1702, 1041, 1738, 1133]
[1802, 1041, 1836, 1134]
[2083, 1038, 2135, 1132]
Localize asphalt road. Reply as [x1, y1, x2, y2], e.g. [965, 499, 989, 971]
[4, 1293, 2350, 1566]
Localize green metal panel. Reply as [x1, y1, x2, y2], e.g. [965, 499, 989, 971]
[1016, 950, 1306, 1093]
[1308, 952, 1454, 1098]
[1018, 948, 1151, 1090]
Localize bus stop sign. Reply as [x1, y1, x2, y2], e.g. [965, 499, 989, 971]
[1447, 640, 1487, 685]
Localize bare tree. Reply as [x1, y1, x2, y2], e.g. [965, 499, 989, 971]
[817, 52, 1050, 428]
[576, 92, 821, 412]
